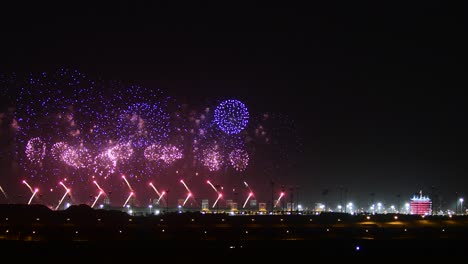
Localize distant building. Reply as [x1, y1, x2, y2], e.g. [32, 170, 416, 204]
[177, 199, 184, 207]
[249, 199, 257, 208]
[315, 203, 326, 212]
[230, 202, 238, 211]
[410, 191, 432, 215]
[201, 199, 209, 211]
[258, 202, 267, 212]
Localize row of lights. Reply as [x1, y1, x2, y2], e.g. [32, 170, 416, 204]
[2, 213, 458, 228]
[3, 227, 455, 239]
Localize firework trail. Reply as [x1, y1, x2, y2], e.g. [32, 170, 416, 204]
[123, 192, 134, 207]
[0, 185, 7, 199]
[122, 175, 134, 192]
[213, 193, 222, 208]
[22, 180, 33, 193]
[157, 190, 166, 204]
[180, 179, 191, 193]
[182, 192, 191, 206]
[93, 180, 104, 193]
[207, 180, 222, 208]
[28, 188, 39, 205]
[149, 182, 161, 197]
[207, 180, 219, 193]
[243, 192, 253, 209]
[91, 191, 103, 208]
[274, 192, 284, 207]
[55, 181, 70, 210]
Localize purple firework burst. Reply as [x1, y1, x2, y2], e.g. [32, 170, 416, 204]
[214, 99, 249, 135]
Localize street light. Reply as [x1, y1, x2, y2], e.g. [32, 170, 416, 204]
[165, 190, 169, 213]
[460, 198, 464, 215]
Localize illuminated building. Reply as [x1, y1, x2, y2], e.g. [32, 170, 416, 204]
[410, 191, 432, 215]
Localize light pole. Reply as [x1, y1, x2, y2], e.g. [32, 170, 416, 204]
[165, 189, 169, 213]
[344, 188, 348, 213]
[216, 184, 220, 214]
[281, 185, 285, 213]
[289, 186, 293, 214]
[339, 186, 343, 213]
[295, 185, 299, 214]
[460, 198, 464, 215]
[270, 180, 274, 212]
[396, 194, 401, 213]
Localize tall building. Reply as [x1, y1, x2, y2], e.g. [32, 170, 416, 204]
[410, 191, 432, 215]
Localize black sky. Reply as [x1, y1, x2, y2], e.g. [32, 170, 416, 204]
[1, 1, 466, 208]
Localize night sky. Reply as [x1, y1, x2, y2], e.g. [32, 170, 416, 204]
[0, 1, 466, 209]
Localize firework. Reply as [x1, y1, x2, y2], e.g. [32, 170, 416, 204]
[274, 192, 285, 207]
[123, 192, 134, 207]
[115, 102, 170, 149]
[149, 182, 161, 197]
[51, 142, 68, 161]
[55, 181, 70, 210]
[28, 188, 39, 205]
[180, 179, 191, 193]
[214, 99, 249, 135]
[244, 181, 253, 193]
[61, 144, 92, 169]
[243, 192, 253, 209]
[22, 180, 33, 193]
[207, 180, 222, 208]
[229, 149, 249, 171]
[144, 144, 183, 164]
[0, 185, 7, 199]
[93, 150, 117, 178]
[213, 193, 222, 208]
[93, 180, 104, 193]
[206, 180, 219, 193]
[2, 69, 299, 205]
[122, 175, 134, 192]
[91, 191, 103, 208]
[182, 192, 191, 206]
[25, 137, 46, 165]
[201, 145, 223, 171]
[143, 144, 163, 161]
[157, 191, 166, 204]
